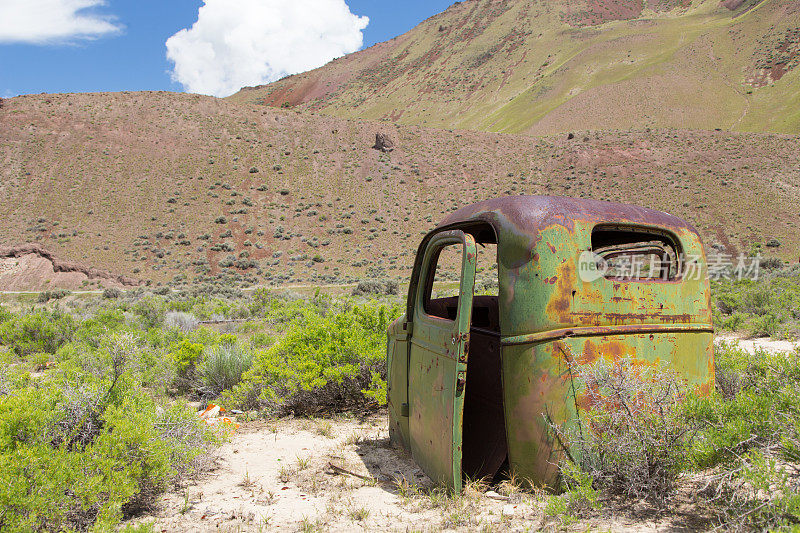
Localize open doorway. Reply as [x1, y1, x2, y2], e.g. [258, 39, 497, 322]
[461, 235, 506, 481]
[421, 224, 507, 482]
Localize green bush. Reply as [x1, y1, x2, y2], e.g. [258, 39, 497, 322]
[102, 287, 122, 299]
[0, 291, 405, 529]
[712, 266, 800, 338]
[0, 371, 211, 531]
[132, 297, 167, 329]
[37, 289, 70, 303]
[228, 302, 400, 414]
[73, 309, 127, 348]
[171, 340, 204, 375]
[0, 310, 76, 357]
[683, 343, 800, 528]
[686, 343, 800, 469]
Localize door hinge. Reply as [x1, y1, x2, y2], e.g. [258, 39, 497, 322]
[401, 403, 410, 417]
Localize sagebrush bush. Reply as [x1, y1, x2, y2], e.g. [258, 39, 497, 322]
[102, 287, 122, 299]
[552, 358, 695, 506]
[352, 279, 398, 296]
[164, 311, 199, 332]
[198, 343, 252, 396]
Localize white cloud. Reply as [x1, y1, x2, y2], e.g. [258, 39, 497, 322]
[166, 0, 368, 98]
[0, 0, 121, 44]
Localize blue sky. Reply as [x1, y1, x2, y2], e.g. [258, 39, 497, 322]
[0, 0, 457, 98]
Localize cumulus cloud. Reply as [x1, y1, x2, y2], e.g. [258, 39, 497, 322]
[166, 0, 368, 98]
[0, 0, 121, 44]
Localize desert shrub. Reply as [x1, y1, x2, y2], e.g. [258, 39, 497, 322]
[0, 366, 9, 396]
[384, 279, 399, 295]
[103, 287, 122, 299]
[761, 257, 785, 270]
[682, 343, 800, 529]
[164, 311, 199, 332]
[73, 309, 126, 348]
[686, 343, 800, 467]
[132, 296, 167, 329]
[228, 302, 400, 414]
[37, 289, 70, 303]
[248, 289, 327, 325]
[749, 312, 780, 337]
[716, 311, 745, 332]
[544, 459, 600, 521]
[0, 309, 76, 357]
[352, 279, 398, 296]
[0, 367, 211, 531]
[249, 332, 274, 349]
[711, 267, 800, 337]
[197, 343, 252, 397]
[551, 358, 695, 506]
[171, 340, 204, 376]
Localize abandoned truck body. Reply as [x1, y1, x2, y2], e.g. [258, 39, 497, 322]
[386, 196, 714, 492]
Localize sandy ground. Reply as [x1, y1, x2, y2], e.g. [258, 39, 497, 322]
[129, 413, 718, 533]
[715, 333, 799, 353]
[128, 415, 519, 532]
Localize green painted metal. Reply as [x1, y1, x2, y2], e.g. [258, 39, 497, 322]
[388, 196, 715, 491]
[399, 230, 476, 491]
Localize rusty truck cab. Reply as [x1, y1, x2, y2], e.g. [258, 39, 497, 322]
[386, 196, 714, 491]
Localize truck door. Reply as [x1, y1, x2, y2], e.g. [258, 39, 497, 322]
[408, 230, 476, 491]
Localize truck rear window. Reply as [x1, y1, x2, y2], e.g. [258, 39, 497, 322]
[591, 226, 681, 281]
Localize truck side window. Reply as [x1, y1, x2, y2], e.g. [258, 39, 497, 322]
[476, 243, 498, 296]
[422, 243, 463, 320]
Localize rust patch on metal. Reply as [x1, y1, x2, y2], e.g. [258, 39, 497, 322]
[546, 260, 577, 323]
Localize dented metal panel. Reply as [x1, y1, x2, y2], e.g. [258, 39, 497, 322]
[388, 196, 714, 491]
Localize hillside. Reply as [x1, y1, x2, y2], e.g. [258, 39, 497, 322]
[229, 0, 800, 135]
[1, 91, 799, 289]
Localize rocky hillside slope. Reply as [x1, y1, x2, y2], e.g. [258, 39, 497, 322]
[1, 92, 799, 288]
[229, 0, 800, 135]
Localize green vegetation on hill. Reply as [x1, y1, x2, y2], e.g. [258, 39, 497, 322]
[230, 0, 800, 136]
[712, 262, 800, 338]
